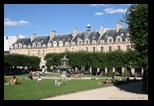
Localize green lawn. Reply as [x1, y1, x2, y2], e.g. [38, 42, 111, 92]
[4, 73, 137, 100]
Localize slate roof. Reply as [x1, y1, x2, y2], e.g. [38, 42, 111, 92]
[99, 28, 129, 43]
[50, 34, 73, 46]
[13, 38, 30, 45]
[72, 31, 100, 44]
[30, 36, 49, 45]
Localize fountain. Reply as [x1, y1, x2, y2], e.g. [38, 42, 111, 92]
[56, 55, 72, 78]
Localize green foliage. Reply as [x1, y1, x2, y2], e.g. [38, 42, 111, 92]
[123, 66, 129, 77]
[122, 4, 148, 70]
[4, 54, 40, 70]
[107, 68, 113, 77]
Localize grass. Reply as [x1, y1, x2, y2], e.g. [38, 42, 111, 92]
[4, 73, 139, 100]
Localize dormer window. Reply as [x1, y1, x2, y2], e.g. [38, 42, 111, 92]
[15, 44, 18, 49]
[71, 42, 75, 45]
[65, 42, 69, 46]
[100, 40, 104, 43]
[48, 43, 51, 47]
[53, 41, 57, 47]
[19, 44, 22, 48]
[121, 33, 124, 36]
[78, 40, 82, 44]
[126, 38, 130, 42]
[92, 40, 96, 44]
[37, 43, 41, 47]
[42, 44, 46, 47]
[109, 39, 112, 42]
[23, 45, 26, 48]
[32, 43, 36, 47]
[59, 41, 63, 46]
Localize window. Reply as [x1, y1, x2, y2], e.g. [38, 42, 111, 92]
[79, 41, 82, 44]
[72, 48, 75, 52]
[19, 44, 22, 48]
[126, 45, 131, 51]
[121, 33, 124, 36]
[93, 47, 96, 52]
[78, 47, 81, 51]
[85, 47, 88, 52]
[32, 43, 36, 47]
[109, 46, 112, 52]
[101, 47, 104, 52]
[109, 39, 112, 43]
[126, 38, 130, 42]
[100, 40, 104, 43]
[65, 42, 69, 46]
[117, 38, 121, 42]
[38, 50, 40, 55]
[33, 50, 35, 55]
[86, 41, 89, 44]
[48, 43, 51, 47]
[43, 50, 45, 55]
[127, 33, 129, 36]
[37, 43, 41, 47]
[15, 44, 18, 48]
[117, 46, 120, 50]
[23, 45, 26, 48]
[92, 40, 96, 44]
[59, 41, 63, 46]
[28, 50, 30, 55]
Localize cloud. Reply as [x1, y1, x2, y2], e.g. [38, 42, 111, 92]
[94, 12, 104, 16]
[4, 18, 11, 21]
[4, 18, 30, 26]
[104, 8, 127, 14]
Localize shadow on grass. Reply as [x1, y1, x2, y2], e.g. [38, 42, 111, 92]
[113, 79, 148, 95]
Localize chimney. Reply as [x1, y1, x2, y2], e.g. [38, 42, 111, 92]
[31, 33, 36, 42]
[50, 30, 56, 41]
[15, 34, 19, 42]
[116, 22, 122, 33]
[100, 26, 104, 36]
[73, 28, 78, 38]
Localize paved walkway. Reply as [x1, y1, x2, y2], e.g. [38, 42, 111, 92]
[41, 81, 148, 100]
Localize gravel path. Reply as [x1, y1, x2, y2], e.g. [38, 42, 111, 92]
[41, 81, 148, 100]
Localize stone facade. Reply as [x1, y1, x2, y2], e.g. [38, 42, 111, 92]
[10, 22, 132, 68]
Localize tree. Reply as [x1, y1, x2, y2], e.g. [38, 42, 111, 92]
[122, 4, 148, 93]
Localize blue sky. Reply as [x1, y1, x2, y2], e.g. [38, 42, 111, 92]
[4, 4, 132, 37]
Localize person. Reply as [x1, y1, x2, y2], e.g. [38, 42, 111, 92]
[109, 76, 115, 84]
[55, 79, 64, 86]
[28, 71, 33, 79]
[42, 67, 45, 76]
[37, 76, 43, 82]
[4, 77, 6, 85]
[97, 79, 109, 85]
[10, 76, 17, 85]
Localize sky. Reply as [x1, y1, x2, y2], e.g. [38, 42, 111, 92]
[4, 4, 132, 38]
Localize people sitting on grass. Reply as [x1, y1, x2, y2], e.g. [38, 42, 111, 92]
[37, 76, 43, 82]
[55, 79, 65, 86]
[28, 71, 33, 80]
[76, 72, 80, 78]
[91, 77, 98, 80]
[10, 76, 17, 85]
[98, 79, 109, 85]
